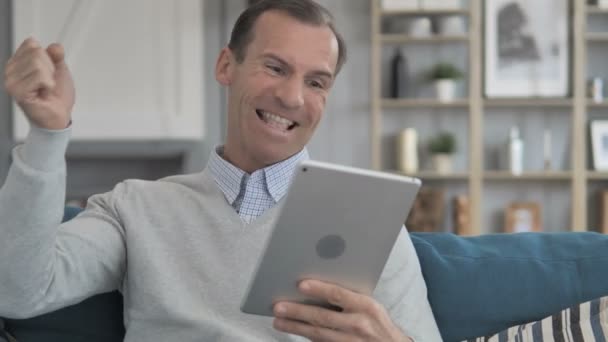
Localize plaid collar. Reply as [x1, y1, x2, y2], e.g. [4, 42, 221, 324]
[207, 146, 309, 205]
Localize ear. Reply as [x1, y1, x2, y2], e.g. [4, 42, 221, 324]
[215, 47, 235, 86]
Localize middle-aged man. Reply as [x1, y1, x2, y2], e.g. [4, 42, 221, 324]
[0, 0, 442, 341]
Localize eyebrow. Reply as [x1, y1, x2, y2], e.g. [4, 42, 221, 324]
[262, 53, 334, 80]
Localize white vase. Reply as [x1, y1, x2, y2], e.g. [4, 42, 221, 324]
[435, 79, 456, 102]
[408, 17, 432, 37]
[397, 128, 419, 174]
[432, 154, 453, 174]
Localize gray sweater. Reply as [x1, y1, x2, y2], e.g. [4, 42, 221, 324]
[0, 127, 442, 341]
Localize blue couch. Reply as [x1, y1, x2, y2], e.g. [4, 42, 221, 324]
[3, 207, 608, 342]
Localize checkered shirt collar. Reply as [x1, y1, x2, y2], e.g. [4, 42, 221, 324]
[207, 146, 309, 204]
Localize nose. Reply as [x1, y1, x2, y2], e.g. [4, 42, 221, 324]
[274, 76, 304, 109]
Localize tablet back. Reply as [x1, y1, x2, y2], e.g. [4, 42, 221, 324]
[240, 160, 421, 316]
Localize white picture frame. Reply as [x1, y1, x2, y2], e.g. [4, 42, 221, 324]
[484, 0, 569, 98]
[591, 120, 608, 171]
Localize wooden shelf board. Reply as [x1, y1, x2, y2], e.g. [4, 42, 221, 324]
[389, 170, 469, 180]
[587, 6, 608, 14]
[380, 34, 469, 43]
[587, 171, 608, 180]
[380, 8, 469, 16]
[484, 171, 572, 180]
[484, 98, 573, 107]
[587, 100, 608, 107]
[381, 98, 470, 108]
[586, 33, 608, 41]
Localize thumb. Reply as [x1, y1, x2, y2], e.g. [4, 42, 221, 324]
[46, 43, 66, 66]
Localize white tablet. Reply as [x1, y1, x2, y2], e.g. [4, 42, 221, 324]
[240, 159, 421, 316]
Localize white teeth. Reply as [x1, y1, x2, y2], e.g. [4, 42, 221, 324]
[260, 111, 294, 127]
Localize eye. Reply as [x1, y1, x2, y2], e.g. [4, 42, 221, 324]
[266, 64, 284, 75]
[308, 79, 325, 89]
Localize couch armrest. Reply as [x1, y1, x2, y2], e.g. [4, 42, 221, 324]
[3, 206, 125, 342]
[5, 291, 124, 342]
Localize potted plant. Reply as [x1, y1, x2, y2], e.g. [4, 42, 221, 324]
[428, 63, 464, 102]
[428, 131, 456, 174]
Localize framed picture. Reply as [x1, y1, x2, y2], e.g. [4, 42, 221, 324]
[591, 120, 608, 171]
[504, 202, 542, 233]
[484, 0, 569, 97]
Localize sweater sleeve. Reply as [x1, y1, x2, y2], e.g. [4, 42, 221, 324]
[373, 227, 442, 342]
[0, 127, 126, 319]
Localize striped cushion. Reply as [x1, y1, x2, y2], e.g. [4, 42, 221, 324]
[465, 296, 608, 342]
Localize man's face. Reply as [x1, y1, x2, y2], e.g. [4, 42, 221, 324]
[216, 11, 339, 172]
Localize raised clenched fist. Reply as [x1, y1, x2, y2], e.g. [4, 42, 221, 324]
[3, 37, 75, 130]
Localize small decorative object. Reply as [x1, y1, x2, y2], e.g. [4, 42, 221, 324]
[381, 0, 420, 10]
[453, 195, 470, 235]
[390, 48, 409, 98]
[407, 16, 432, 37]
[507, 126, 524, 175]
[543, 129, 552, 171]
[436, 15, 466, 36]
[406, 188, 445, 232]
[420, 0, 461, 10]
[600, 191, 608, 234]
[504, 202, 542, 233]
[397, 128, 419, 174]
[428, 63, 464, 102]
[588, 77, 604, 103]
[484, 0, 569, 97]
[428, 131, 456, 174]
[590, 120, 608, 171]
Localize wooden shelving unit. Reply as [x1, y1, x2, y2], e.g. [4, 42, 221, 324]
[390, 170, 469, 180]
[484, 171, 573, 181]
[381, 98, 470, 108]
[371, 0, 595, 234]
[380, 8, 470, 16]
[484, 98, 573, 108]
[380, 34, 469, 44]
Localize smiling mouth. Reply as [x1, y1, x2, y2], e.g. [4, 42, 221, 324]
[256, 109, 298, 131]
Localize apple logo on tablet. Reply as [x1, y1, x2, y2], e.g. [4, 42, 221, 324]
[316, 234, 346, 259]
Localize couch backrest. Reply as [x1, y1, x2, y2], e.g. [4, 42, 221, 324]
[5, 207, 608, 342]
